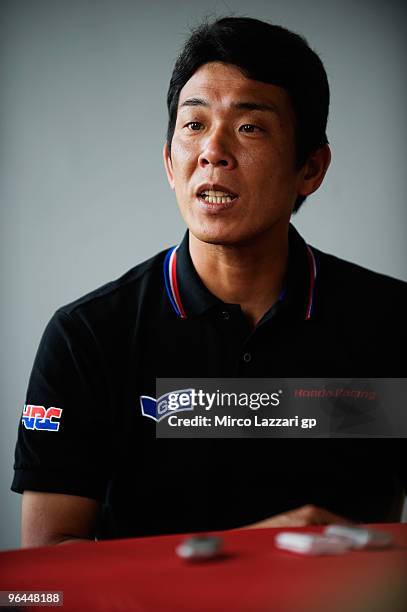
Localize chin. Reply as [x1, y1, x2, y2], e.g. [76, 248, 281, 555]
[188, 221, 260, 247]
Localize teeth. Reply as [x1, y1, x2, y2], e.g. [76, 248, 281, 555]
[201, 190, 235, 197]
[202, 195, 234, 203]
[199, 189, 236, 204]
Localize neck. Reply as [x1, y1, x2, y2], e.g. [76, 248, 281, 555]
[189, 224, 289, 328]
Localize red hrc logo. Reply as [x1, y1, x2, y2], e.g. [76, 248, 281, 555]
[22, 404, 63, 431]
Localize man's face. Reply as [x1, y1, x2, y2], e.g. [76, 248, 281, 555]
[163, 62, 308, 245]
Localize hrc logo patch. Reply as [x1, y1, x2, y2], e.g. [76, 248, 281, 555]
[22, 404, 63, 431]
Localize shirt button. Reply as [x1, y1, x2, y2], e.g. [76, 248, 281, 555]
[221, 310, 230, 320]
[243, 352, 252, 363]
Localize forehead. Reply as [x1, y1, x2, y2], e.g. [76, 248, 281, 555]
[177, 61, 294, 119]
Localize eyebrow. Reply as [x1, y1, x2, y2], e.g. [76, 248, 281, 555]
[179, 97, 279, 114]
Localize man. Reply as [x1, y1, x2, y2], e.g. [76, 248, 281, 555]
[12, 17, 406, 547]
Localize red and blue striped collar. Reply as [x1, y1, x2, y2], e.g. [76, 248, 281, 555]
[163, 225, 318, 321]
[163, 245, 187, 319]
[305, 244, 317, 320]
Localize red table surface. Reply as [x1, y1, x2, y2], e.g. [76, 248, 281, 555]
[1, 524, 407, 612]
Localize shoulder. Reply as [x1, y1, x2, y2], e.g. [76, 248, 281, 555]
[314, 247, 407, 292]
[54, 247, 170, 322]
[312, 247, 407, 318]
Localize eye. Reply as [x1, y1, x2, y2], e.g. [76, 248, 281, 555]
[239, 124, 263, 133]
[185, 121, 203, 131]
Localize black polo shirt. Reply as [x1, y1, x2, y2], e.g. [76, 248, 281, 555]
[12, 224, 407, 538]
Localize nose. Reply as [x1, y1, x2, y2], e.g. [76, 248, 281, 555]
[198, 127, 237, 170]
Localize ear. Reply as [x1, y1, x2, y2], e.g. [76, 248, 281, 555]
[163, 142, 175, 190]
[297, 144, 331, 198]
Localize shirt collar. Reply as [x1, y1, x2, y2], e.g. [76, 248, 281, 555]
[163, 223, 318, 321]
[282, 223, 318, 321]
[163, 231, 219, 318]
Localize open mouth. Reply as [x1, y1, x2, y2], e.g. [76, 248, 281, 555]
[197, 189, 238, 204]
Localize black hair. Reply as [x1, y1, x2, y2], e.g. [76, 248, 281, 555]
[166, 16, 330, 212]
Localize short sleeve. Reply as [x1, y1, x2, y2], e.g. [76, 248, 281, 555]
[11, 309, 111, 501]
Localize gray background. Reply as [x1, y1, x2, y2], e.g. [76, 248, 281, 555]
[1, 0, 406, 551]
